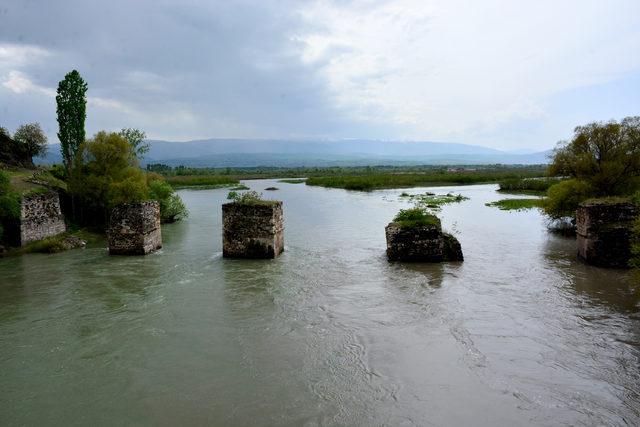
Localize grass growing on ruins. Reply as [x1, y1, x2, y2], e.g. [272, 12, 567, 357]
[485, 198, 542, 211]
[393, 208, 441, 229]
[227, 190, 279, 206]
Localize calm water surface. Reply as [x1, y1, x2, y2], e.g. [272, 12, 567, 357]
[1, 181, 639, 426]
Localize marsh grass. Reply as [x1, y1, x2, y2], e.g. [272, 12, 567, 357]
[307, 170, 545, 191]
[401, 192, 469, 211]
[485, 198, 542, 211]
[165, 175, 239, 189]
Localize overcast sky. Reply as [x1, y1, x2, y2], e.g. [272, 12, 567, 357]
[1, 0, 639, 150]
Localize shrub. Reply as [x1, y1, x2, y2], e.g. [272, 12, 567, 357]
[148, 175, 188, 222]
[49, 164, 68, 181]
[542, 179, 594, 220]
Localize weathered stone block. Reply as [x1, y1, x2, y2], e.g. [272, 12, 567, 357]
[107, 201, 162, 255]
[576, 201, 638, 268]
[385, 222, 463, 262]
[20, 191, 66, 246]
[222, 201, 284, 259]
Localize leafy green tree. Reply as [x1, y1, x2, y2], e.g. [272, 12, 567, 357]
[544, 116, 640, 219]
[56, 70, 87, 172]
[70, 131, 148, 224]
[118, 128, 150, 157]
[549, 116, 640, 195]
[13, 123, 48, 165]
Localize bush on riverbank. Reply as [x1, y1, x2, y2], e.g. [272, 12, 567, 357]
[148, 174, 188, 223]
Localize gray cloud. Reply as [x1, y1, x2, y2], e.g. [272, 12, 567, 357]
[1, 0, 639, 149]
[0, 0, 384, 141]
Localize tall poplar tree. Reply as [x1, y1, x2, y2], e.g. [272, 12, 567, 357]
[56, 70, 87, 171]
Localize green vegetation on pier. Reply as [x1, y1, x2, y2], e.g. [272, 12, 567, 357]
[393, 208, 441, 229]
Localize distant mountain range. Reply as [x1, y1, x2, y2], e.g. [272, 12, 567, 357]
[38, 138, 552, 167]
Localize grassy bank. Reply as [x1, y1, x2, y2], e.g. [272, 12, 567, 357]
[164, 175, 240, 189]
[497, 177, 561, 195]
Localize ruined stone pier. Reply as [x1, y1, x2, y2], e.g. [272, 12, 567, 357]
[19, 191, 66, 246]
[385, 219, 463, 262]
[576, 200, 638, 268]
[107, 201, 162, 255]
[222, 201, 284, 258]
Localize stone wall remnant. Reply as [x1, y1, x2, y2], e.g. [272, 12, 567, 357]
[385, 220, 463, 262]
[222, 201, 284, 259]
[19, 191, 66, 246]
[576, 200, 638, 268]
[107, 201, 162, 255]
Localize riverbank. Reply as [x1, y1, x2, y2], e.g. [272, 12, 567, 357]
[159, 164, 547, 190]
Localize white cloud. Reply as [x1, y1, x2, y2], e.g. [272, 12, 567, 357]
[2, 70, 55, 96]
[0, 43, 50, 68]
[296, 0, 640, 146]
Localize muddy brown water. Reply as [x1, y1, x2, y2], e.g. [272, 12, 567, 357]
[1, 181, 638, 426]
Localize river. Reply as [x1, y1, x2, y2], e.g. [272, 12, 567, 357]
[1, 180, 639, 426]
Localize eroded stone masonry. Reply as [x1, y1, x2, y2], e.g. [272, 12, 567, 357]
[385, 220, 463, 262]
[107, 201, 162, 255]
[576, 200, 638, 268]
[222, 201, 284, 259]
[19, 191, 66, 246]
